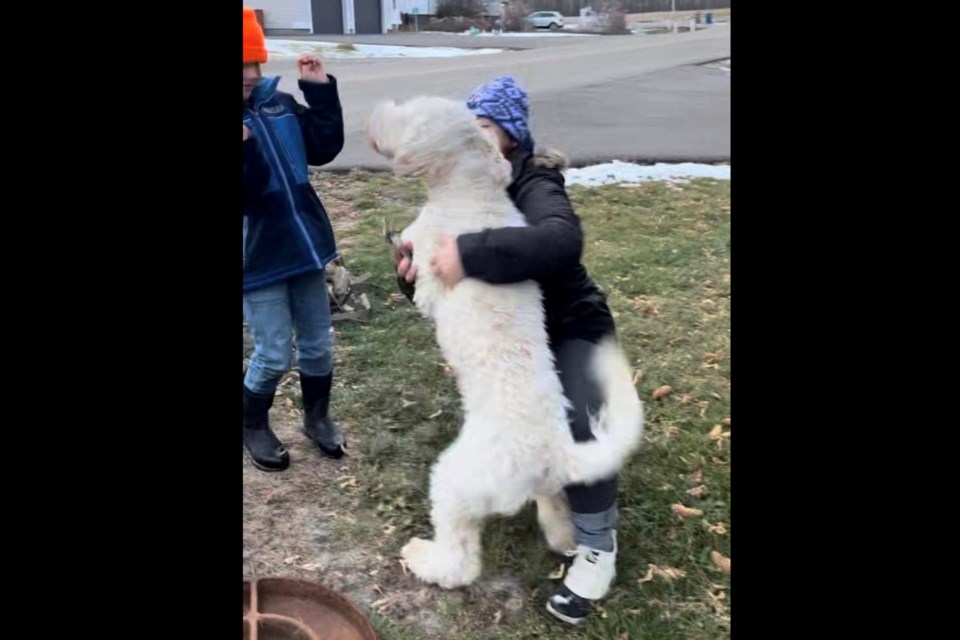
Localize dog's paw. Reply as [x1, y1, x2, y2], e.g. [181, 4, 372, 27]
[401, 536, 479, 589]
[401, 537, 433, 578]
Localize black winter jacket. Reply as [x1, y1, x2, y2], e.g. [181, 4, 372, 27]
[401, 148, 615, 346]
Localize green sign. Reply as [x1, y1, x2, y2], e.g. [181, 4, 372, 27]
[412, 7, 420, 14]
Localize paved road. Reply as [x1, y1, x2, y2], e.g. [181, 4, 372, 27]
[263, 28, 730, 168]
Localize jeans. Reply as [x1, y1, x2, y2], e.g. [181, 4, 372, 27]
[243, 269, 333, 396]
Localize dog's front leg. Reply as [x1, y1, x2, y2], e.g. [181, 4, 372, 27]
[401, 225, 444, 320]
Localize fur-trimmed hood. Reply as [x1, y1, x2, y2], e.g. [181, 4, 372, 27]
[532, 148, 569, 171]
[509, 147, 568, 187]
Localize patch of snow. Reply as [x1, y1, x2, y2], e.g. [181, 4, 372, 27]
[563, 161, 730, 186]
[266, 39, 503, 59]
[706, 58, 730, 72]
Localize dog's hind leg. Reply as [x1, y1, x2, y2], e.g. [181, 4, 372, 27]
[537, 493, 576, 554]
[401, 451, 487, 589]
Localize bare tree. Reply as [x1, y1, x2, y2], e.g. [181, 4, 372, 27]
[502, 1, 534, 31]
[593, 0, 627, 32]
[437, 0, 487, 18]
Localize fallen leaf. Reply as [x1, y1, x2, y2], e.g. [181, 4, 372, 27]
[653, 565, 687, 581]
[723, 418, 731, 427]
[639, 563, 687, 585]
[372, 583, 384, 596]
[644, 306, 659, 316]
[284, 555, 300, 565]
[652, 385, 673, 400]
[400, 398, 416, 409]
[398, 558, 408, 575]
[428, 409, 443, 419]
[633, 369, 644, 385]
[711, 550, 731, 574]
[493, 610, 503, 624]
[548, 564, 566, 580]
[706, 587, 728, 620]
[708, 425, 724, 440]
[711, 457, 726, 465]
[688, 469, 704, 484]
[671, 504, 704, 518]
[382, 524, 396, 536]
[301, 562, 321, 571]
[687, 485, 709, 498]
[665, 426, 680, 436]
[708, 522, 727, 535]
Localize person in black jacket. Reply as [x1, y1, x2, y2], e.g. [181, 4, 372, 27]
[393, 76, 622, 625]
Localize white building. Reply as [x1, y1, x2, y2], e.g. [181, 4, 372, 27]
[248, 0, 505, 34]
[249, 0, 405, 35]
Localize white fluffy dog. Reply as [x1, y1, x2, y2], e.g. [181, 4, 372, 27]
[367, 96, 644, 589]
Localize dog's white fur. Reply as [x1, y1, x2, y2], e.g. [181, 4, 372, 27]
[368, 96, 644, 589]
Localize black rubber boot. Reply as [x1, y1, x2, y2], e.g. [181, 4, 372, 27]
[300, 372, 346, 459]
[243, 381, 290, 472]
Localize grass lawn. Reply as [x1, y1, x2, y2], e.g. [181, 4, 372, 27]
[243, 169, 731, 639]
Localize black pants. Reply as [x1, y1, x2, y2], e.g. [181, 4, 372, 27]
[554, 337, 619, 514]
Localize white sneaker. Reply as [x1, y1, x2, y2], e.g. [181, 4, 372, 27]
[546, 531, 617, 625]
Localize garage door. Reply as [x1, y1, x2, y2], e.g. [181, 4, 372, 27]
[354, 0, 382, 34]
[312, 0, 344, 33]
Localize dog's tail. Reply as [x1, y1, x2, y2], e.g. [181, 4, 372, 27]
[562, 338, 644, 486]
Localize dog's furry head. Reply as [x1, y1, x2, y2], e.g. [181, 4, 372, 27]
[367, 96, 512, 187]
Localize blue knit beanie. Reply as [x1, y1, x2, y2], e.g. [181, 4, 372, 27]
[466, 76, 534, 152]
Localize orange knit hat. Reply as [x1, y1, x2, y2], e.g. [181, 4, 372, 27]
[243, 7, 268, 64]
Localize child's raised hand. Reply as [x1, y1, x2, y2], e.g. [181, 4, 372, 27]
[298, 55, 329, 84]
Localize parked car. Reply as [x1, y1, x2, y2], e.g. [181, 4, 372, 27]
[525, 11, 564, 30]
